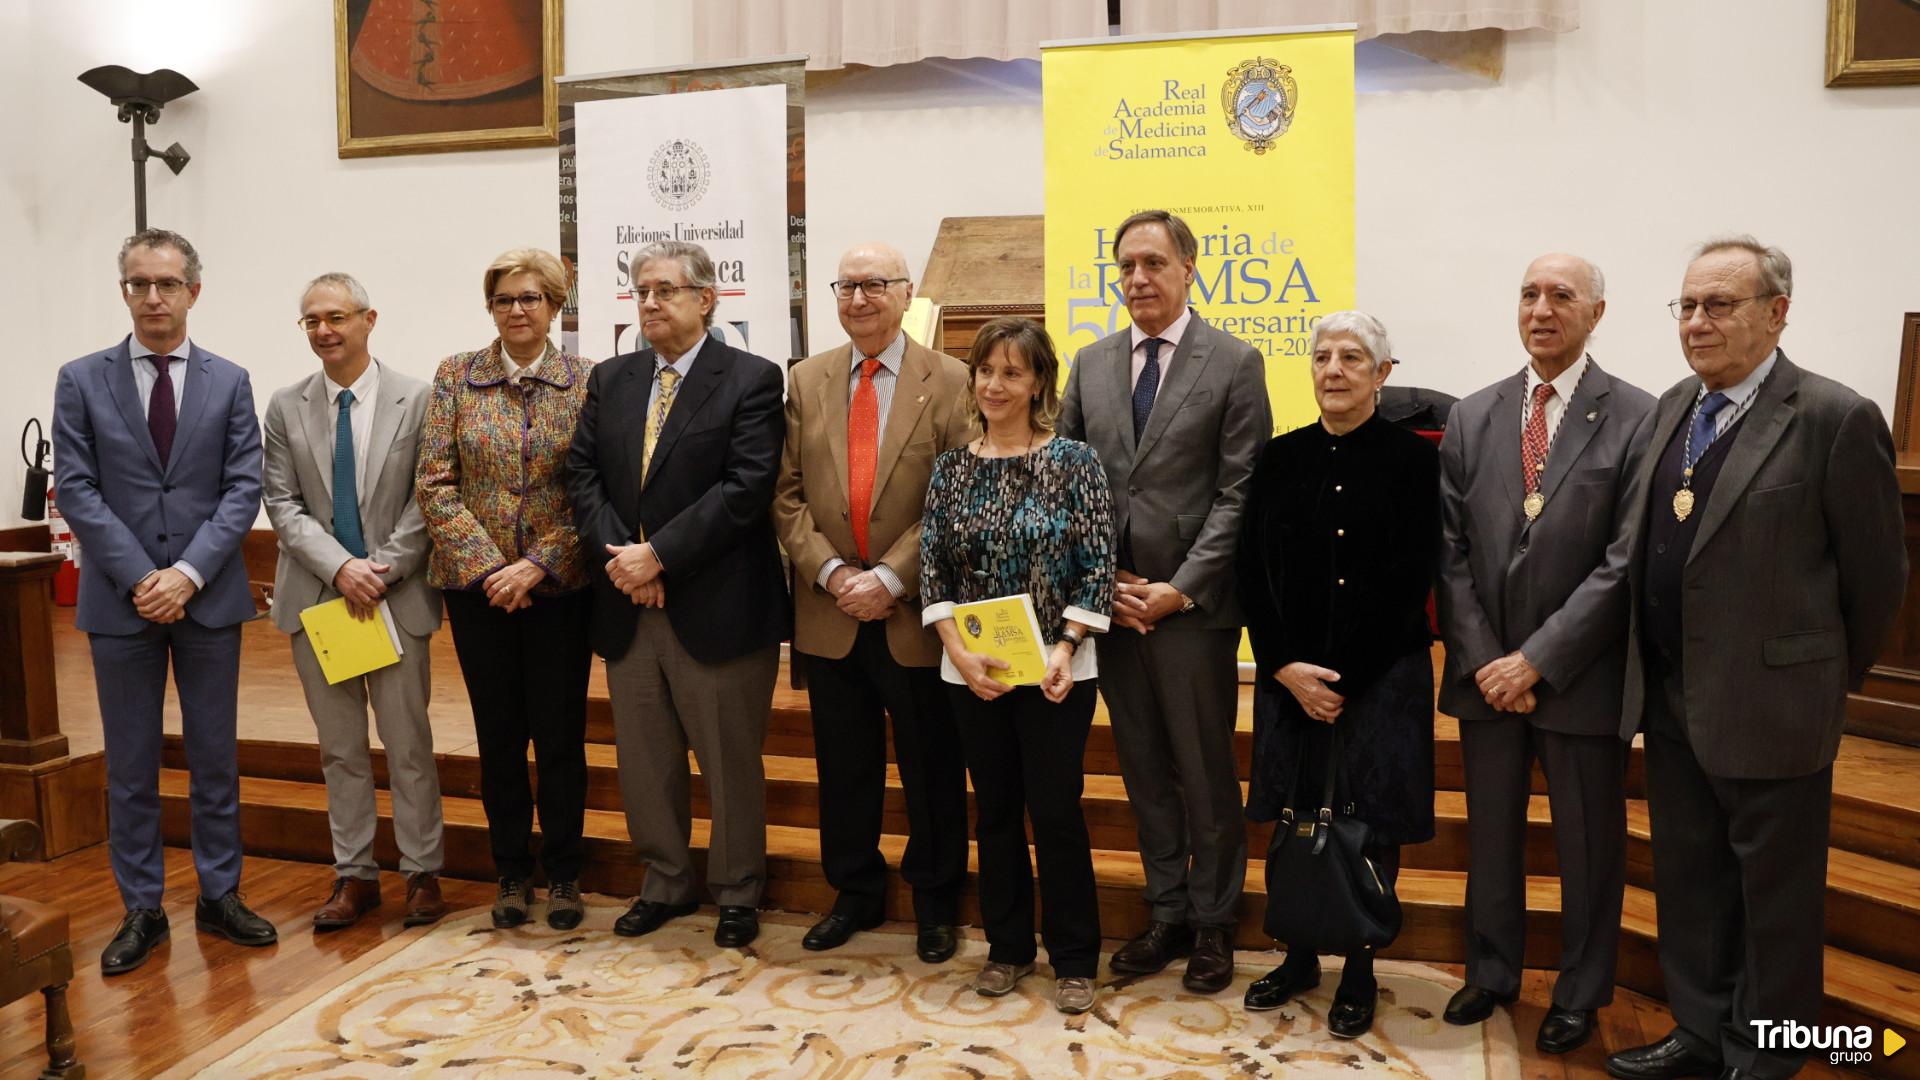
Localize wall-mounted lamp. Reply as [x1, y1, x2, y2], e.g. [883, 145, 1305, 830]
[77, 65, 198, 233]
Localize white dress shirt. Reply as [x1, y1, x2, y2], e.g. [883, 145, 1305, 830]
[1520, 353, 1590, 447]
[324, 361, 380, 503]
[1129, 306, 1193, 399]
[1697, 349, 1779, 440]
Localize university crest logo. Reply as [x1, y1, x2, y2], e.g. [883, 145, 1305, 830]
[648, 139, 710, 210]
[964, 614, 983, 639]
[1221, 58, 1298, 154]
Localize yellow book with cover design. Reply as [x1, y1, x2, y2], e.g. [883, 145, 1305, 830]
[298, 598, 405, 685]
[953, 593, 1048, 686]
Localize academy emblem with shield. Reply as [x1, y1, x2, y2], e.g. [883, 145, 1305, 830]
[1221, 58, 1298, 154]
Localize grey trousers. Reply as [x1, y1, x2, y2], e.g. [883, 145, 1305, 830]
[1098, 626, 1246, 928]
[291, 627, 444, 878]
[606, 609, 778, 908]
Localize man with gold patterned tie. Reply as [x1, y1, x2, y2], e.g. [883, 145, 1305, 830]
[566, 240, 788, 950]
[772, 243, 974, 961]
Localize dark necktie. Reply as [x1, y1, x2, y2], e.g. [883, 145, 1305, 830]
[147, 356, 176, 467]
[332, 389, 367, 558]
[1132, 337, 1164, 442]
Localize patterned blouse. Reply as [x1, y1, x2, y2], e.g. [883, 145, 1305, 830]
[920, 437, 1116, 682]
[416, 340, 592, 593]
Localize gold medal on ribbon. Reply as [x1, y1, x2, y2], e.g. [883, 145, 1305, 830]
[1672, 487, 1696, 522]
[1523, 491, 1544, 521]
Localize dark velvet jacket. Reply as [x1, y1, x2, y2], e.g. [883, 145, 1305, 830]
[1237, 414, 1441, 840]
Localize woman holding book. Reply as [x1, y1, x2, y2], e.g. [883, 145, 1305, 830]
[918, 316, 1115, 1015]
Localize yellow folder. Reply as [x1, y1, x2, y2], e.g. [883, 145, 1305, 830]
[298, 598, 404, 685]
[952, 593, 1048, 686]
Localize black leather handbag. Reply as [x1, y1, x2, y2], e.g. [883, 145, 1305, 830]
[1261, 724, 1402, 952]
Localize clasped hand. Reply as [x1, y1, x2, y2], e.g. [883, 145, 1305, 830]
[132, 567, 197, 624]
[827, 565, 895, 622]
[1475, 651, 1540, 713]
[333, 557, 392, 621]
[1112, 570, 1188, 633]
[1277, 661, 1344, 724]
[482, 558, 545, 612]
[604, 542, 666, 608]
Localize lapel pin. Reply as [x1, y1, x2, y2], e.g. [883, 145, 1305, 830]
[1586, 410, 1598, 422]
[917, 395, 926, 404]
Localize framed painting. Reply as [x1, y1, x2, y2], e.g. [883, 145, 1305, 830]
[334, 0, 563, 157]
[1827, 0, 1920, 86]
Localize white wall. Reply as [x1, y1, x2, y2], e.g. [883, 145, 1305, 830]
[5, 0, 1918, 529]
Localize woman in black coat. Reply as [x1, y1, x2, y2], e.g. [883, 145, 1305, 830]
[1236, 310, 1440, 1038]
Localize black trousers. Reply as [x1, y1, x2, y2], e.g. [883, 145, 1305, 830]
[803, 621, 968, 924]
[444, 589, 592, 881]
[1645, 675, 1831, 1080]
[950, 681, 1101, 978]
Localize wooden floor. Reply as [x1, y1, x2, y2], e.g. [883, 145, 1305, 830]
[0, 845, 1857, 1080]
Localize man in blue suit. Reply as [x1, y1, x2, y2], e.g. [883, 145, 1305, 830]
[52, 229, 276, 975]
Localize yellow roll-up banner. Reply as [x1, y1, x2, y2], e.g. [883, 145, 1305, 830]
[1043, 26, 1356, 435]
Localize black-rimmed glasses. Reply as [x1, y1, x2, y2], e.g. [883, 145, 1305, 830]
[830, 278, 909, 300]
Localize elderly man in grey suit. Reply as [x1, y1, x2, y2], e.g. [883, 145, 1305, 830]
[263, 273, 447, 931]
[1604, 237, 1905, 1080]
[1436, 253, 1653, 1055]
[1057, 209, 1270, 993]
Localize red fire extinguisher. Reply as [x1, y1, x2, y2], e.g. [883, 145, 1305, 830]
[47, 483, 80, 606]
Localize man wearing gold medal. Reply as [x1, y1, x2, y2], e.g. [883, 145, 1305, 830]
[1435, 253, 1653, 1054]
[1609, 236, 1906, 1080]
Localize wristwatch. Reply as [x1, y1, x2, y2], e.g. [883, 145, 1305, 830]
[1059, 628, 1085, 652]
[1179, 594, 1197, 614]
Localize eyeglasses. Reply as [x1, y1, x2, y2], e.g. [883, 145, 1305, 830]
[631, 284, 701, 303]
[1667, 294, 1774, 321]
[489, 292, 549, 313]
[296, 309, 367, 333]
[122, 278, 188, 298]
[830, 278, 909, 300]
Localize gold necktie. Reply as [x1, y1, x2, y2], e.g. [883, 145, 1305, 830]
[643, 366, 682, 481]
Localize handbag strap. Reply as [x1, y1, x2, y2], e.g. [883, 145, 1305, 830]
[1315, 721, 1343, 821]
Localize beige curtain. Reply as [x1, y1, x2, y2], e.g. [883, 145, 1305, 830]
[1119, 0, 1578, 40]
[694, 0, 1111, 70]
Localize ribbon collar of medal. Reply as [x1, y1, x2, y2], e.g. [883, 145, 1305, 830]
[1521, 362, 1591, 522]
[1672, 384, 1760, 522]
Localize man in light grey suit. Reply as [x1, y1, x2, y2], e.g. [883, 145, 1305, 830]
[263, 273, 447, 931]
[1057, 209, 1270, 993]
[1436, 253, 1653, 1055]
[1605, 237, 1905, 1080]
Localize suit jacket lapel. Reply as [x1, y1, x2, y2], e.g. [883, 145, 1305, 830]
[364, 360, 409, 506]
[871, 343, 933, 508]
[1103, 334, 1138, 460]
[1136, 317, 1212, 463]
[165, 347, 214, 477]
[1535, 363, 1609, 508]
[645, 339, 727, 488]
[817, 346, 852, 510]
[107, 339, 164, 473]
[1688, 357, 1799, 561]
[302, 372, 335, 501]
[1489, 372, 1527, 519]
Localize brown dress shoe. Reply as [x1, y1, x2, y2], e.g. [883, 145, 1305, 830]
[404, 873, 448, 927]
[313, 876, 382, 930]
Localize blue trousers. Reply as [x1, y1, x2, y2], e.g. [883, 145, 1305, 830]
[89, 619, 244, 910]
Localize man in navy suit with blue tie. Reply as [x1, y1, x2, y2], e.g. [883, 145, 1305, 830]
[52, 229, 277, 975]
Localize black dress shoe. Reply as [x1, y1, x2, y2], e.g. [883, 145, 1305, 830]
[1109, 920, 1195, 975]
[1715, 1069, 1750, 1080]
[101, 908, 169, 975]
[613, 899, 698, 938]
[1183, 926, 1235, 993]
[1243, 961, 1321, 1011]
[1328, 992, 1377, 1039]
[714, 905, 760, 948]
[1444, 984, 1518, 1026]
[1605, 1033, 1722, 1080]
[1537, 1005, 1598, 1054]
[803, 912, 881, 951]
[916, 923, 958, 964]
[195, 891, 278, 946]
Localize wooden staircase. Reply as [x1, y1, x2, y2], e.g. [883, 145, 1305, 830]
[154, 647, 1920, 1078]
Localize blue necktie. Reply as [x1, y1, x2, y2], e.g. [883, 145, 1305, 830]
[332, 389, 367, 558]
[1683, 391, 1733, 472]
[1132, 337, 1164, 442]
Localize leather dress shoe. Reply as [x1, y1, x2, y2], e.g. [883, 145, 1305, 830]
[1444, 984, 1518, 1026]
[804, 911, 881, 951]
[1182, 926, 1234, 993]
[614, 898, 698, 938]
[973, 961, 1035, 996]
[1605, 1033, 1722, 1080]
[1328, 991, 1377, 1039]
[916, 923, 958, 964]
[492, 879, 531, 929]
[1537, 1005, 1598, 1054]
[313, 876, 382, 931]
[196, 891, 278, 946]
[101, 908, 169, 975]
[1109, 920, 1194, 975]
[403, 873, 448, 927]
[1243, 960, 1321, 1011]
[1715, 1069, 1750, 1080]
[546, 880, 585, 931]
[714, 905, 760, 948]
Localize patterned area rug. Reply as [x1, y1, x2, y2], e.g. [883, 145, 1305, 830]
[167, 906, 1520, 1079]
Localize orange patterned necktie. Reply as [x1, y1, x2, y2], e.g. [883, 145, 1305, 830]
[848, 357, 881, 562]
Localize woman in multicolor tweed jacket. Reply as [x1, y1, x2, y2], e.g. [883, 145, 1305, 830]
[415, 247, 594, 933]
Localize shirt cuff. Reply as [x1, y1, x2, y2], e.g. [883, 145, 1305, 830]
[1064, 605, 1111, 634]
[817, 557, 847, 592]
[872, 563, 906, 599]
[921, 600, 956, 628]
[173, 560, 206, 590]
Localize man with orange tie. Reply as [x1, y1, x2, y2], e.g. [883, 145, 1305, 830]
[772, 243, 974, 960]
